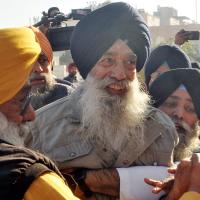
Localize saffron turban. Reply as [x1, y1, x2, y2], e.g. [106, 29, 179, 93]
[144, 44, 191, 86]
[0, 27, 41, 104]
[149, 68, 200, 119]
[70, 2, 151, 79]
[29, 26, 53, 65]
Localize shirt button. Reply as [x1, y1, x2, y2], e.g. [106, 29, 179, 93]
[69, 152, 76, 157]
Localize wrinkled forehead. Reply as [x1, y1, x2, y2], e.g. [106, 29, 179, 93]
[169, 85, 193, 103]
[103, 39, 136, 57]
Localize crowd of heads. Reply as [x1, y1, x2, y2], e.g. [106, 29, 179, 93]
[0, 0, 200, 169]
[69, 2, 200, 161]
[0, 2, 200, 199]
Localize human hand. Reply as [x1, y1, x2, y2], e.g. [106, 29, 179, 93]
[187, 153, 200, 193]
[166, 154, 200, 199]
[175, 29, 188, 46]
[85, 169, 120, 197]
[144, 161, 190, 200]
[144, 176, 174, 194]
[165, 159, 191, 200]
[145, 155, 200, 200]
[39, 24, 49, 35]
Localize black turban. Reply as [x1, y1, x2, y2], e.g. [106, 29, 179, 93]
[149, 68, 200, 119]
[70, 2, 151, 79]
[145, 45, 191, 86]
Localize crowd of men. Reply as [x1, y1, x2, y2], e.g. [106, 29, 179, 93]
[1, 2, 200, 200]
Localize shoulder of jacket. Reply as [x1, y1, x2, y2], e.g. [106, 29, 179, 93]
[54, 82, 74, 90]
[36, 95, 70, 118]
[33, 87, 82, 127]
[145, 107, 178, 145]
[147, 106, 176, 129]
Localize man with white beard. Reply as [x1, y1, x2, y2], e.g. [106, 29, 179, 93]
[149, 68, 200, 161]
[24, 2, 178, 199]
[115, 68, 200, 200]
[0, 27, 78, 200]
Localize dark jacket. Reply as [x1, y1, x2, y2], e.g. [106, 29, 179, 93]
[64, 74, 78, 84]
[31, 83, 74, 110]
[0, 139, 62, 200]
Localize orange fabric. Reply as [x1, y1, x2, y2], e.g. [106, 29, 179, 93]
[0, 27, 41, 104]
[29, 26, 53, 65]
[179, 191, 200, 200]
[24, 172, 79, 200]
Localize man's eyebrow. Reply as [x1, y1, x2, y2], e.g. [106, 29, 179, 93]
[168, 95, 180, 101]
[169, 95, 193, 103]
[186, 98, 193, 103]
[128, 54, 137, 59]
[103, 52, 137, 58]
[38, 53, 48, 59]
[40, 52, 46, 56]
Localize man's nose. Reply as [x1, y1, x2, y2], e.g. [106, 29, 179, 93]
[32, 62, 43, 73]
[22, 104, 36, 122]
[110, 62, 126, 81]
[173, 107, 184, 120]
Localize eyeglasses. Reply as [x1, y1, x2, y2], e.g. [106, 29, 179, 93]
[20, 90, 32, 115]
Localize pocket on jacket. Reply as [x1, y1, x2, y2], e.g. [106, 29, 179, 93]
[51, 140, 93, 162]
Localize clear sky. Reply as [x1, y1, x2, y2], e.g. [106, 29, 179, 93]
[0, 0, 199, 28]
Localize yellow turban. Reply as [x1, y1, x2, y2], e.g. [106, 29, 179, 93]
[29, 26, 53, 65]
[0, 27, 41, 104]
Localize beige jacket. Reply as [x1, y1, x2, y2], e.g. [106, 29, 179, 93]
[25, 86, 178, 170]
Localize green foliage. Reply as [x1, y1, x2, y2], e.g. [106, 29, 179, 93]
[151, 39, 200, 62]
[181, 41, 200, 62]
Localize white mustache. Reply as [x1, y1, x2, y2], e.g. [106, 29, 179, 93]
[29, 72, 47, 81]
[91, 76, 131, 90]
[172, 118, 192, 133]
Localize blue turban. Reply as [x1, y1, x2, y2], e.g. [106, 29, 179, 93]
[149, 68, 200, 119]
[145, 45, 191, 86]
[70, 2, 151, 79]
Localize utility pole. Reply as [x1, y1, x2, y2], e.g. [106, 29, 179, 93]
[195, 0, 198, 23]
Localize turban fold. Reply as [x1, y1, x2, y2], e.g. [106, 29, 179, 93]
[29, 26, 53, 65]
[145, 45, 191, 86]
[0, 27, 41, 104]
[192, 61, 200, 69]
[149, 68, 200, 119]
[70, 2, 151, 79]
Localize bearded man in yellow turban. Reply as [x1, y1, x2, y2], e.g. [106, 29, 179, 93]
[0, 27, 78, 200]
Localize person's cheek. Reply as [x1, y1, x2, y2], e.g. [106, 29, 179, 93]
[7, 113, 23, 124]
[127, 70, 136, 81]
[8, 104, 24, 123]
[22, 104, 36, 122]
[90, 66, 109, 79]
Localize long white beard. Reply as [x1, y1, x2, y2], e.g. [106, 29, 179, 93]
[0, 112, 28, 146]
[174, 123, 200, 161]
[79, 75, 150, 151]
